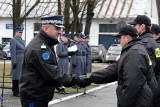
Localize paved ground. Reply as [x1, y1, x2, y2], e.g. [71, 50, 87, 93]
[49, 83, 117, 107]
[0, 83, 117, 107]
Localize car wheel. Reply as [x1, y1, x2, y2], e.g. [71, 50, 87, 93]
[101, 56, 105, 63]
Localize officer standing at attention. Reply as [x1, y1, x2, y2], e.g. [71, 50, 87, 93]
[56, 34, 71, 74]
[70, 33, 83, 76]
[84, 35, 92, 74]
[81, 25, 153, 107]
[56, 34, 71, 94]
[19, 15, 88, 107]
[79, 34, 87, 75]
[10, 26, 25, 97]
[129, 15, 159, 107]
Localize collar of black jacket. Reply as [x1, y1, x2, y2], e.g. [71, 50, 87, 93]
[121, 39, 142, 53]
[156, 38, 160, 43]
[139, 31, 152, 39]
[39, 29, 59, 46]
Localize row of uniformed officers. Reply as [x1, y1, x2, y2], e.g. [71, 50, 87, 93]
[56, 33, 92, 76]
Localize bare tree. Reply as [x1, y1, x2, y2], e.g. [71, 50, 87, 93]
[12, 0, 40, 35]
[64, 0, 71, 34]
[58, 0, 61, 15]
[84, 0, 98, 35]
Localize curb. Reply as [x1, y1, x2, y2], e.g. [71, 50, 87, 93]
[48, 81, 117, 106]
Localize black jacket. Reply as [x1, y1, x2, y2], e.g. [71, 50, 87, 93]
[89, 40, 153, 107]
[139, 32, 160, 76]
[19, 30, 78, 103]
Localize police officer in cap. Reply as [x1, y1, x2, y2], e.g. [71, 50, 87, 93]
[79, 34, 87, 75]
[19, 15, 88, 107]
[70, 33, 83, 76]
[151, 24, 160, 44]
[129, 15, 159, 107]
[10, 25, 25, 97]
[151, 24, 160, 106]
[56, 34, 71, 94]
[81, 25, 153, 107]
[84, 35, 92, 74]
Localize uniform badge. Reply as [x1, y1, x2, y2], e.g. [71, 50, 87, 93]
[41, 43, 46, 49]
[42, 52, 50, 60]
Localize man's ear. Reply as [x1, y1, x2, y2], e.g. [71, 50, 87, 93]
[126, 35, 132, 42]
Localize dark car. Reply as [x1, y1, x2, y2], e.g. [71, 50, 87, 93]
[91, 44, 106, 62]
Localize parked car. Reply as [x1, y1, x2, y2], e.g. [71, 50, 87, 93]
[106, 44, 122, 62]
[90, 44, 106, 62]
[3, 44, 11, 59]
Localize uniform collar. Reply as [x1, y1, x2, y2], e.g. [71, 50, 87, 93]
[122, 39, 142, 53]
[139, 32, 152, 39]
[156, 38, 160, 43]
[39, 29, 59, 46]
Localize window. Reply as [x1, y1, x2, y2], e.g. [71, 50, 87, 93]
[99, 24, 118, 32]
[2, 38, 11, 44]
[34, 23, 42, 31]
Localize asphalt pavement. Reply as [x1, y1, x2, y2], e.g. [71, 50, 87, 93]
[49, 83, 117, 107]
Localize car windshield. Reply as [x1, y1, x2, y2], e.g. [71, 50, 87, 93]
[91, 46, 99, 51]
[109, 46, 122, 51]
[3, 45, 10, 49]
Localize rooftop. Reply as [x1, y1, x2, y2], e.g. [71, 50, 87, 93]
[0, 0, 151, 19]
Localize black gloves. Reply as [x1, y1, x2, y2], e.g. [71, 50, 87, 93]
[78, 77, 92, 88]
[68, 51, 75, 56]
[13, 63, 17, 69]
[72, 75, 92, 88]
[63, 75, 92, 88]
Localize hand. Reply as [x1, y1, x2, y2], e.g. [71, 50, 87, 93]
[72, 64, 76, 67]
[76, 75, 92, 88]
[63, 75, 92, 88]
[13, 63, 17, 69]
[68, 51, 75, 56]
[78, 77, 92, 88]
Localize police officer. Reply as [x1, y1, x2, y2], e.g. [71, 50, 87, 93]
[84, 35, 92, 74]
[70, 33, 83, 76]
[151, 24, 160, 44]
[151, 24, 160, 106]
[56, 34, 71, 74]
[56, 34, 71, 94]
[129, 15, 159, 107]
[10, 26, 25, 97]
[19, 15, 88, 107]
[82, 25, 153, 107]
[79, 34, 87, 75]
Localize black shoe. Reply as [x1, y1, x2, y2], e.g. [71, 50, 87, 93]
[58, 90, 69, 95]
[13, 93, 20, 97]
[72, 85, 81, 89]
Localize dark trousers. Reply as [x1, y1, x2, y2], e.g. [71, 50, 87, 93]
[21, 100, 48, 107]
[12, 80, 19, 95]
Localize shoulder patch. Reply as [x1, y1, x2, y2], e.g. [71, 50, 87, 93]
[42, 52, 50, 60]
[155, 48, 160, 58]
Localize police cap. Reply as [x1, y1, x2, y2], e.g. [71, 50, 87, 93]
[114, 25, 138, 37]
[151, 24, 160, 35]
[129, 15, 151, 26]
[41, 15, 64, 28]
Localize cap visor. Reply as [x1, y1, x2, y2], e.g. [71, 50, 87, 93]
[128, 22, 136, 25]
[113, 34, 121, 37]
[54, 24, 65, 28]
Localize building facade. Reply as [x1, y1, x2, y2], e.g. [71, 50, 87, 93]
[0, 0, 159, 49]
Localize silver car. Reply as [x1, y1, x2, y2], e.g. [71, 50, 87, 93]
[91, 44, 106, 63]
[3, 44, 11, 59]
[106, 44, 122, 62]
